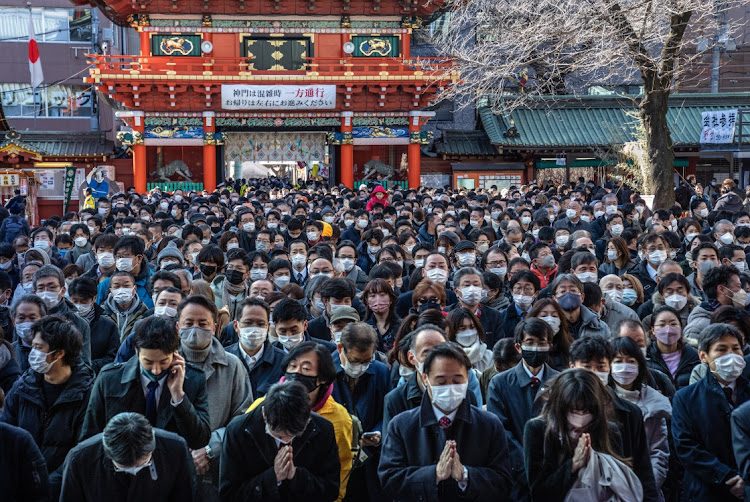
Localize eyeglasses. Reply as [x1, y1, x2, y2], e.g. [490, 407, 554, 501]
[418, 296, 440, 305]
[512, 286, 536, 295]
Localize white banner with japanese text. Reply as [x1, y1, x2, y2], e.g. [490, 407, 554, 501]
[221, 85, 336, 110]
[700, 109, 738, 144]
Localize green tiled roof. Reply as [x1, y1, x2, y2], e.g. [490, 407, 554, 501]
[435, 130, 498, 156]
[0, 130, 113, 158]
[480, 93, 750, 148]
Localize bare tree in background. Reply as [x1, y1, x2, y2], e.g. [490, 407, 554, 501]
[433, 0, 735, 208]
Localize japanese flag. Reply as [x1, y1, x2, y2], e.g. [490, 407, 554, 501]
[28, 14, 43, 89]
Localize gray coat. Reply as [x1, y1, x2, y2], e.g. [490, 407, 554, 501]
[345, 265, 369, 291]
[600, 297, 638, 329]
[180, 337, 253, 458]
[616, 384, 672, 492]
[574, 305, 612, 339]
[684, 304, 713, 343]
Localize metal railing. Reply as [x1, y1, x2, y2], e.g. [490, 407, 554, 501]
[147, 182, 204, 192]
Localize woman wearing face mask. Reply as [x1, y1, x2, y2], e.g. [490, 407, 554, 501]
[609, 337, 672, 500]
[646, 306, 700, 390]
[527, 298, 573, 371]
[0, 315, 94, 496]
[446, 308, 492, 372]
[362, 279, 401, 353]
[642, 274, 700, 332]
[621, 274, 645, 311]
[410, 279, 447, 316]
[599, 236, 634, 277]
[524, 369, 628, 502]
[68, 277, 119, 374]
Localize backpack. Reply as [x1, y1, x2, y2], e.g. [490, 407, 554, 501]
[2, 215, 27, 244]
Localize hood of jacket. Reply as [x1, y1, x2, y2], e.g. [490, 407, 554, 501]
[580, 305, 605, 328]
[637, 385, 672, 421]
[104, 292, 144, 318]
[652, 291, 701, 312]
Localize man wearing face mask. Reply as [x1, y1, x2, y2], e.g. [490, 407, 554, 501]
[395, 252, 458, 318]
[550, 274, 611, 339]
[568, 336, 659, 501]
[225, 298, 285, 398]
[529, 243, 557, 289]
[673, 323, 750, 501]
[332, 322, 390, 502]
[211, 249, 251, 322]
[102, 272, 150, 342]
[60, 412, 196, 501]
[687, 242, 720, 302]
[379, 342, 512, 501]
[627, 234, 669, 300]
[487, 318, 559, 501]
[552, 199, 591, 234]
[245, 342, 354, 501]
[1, 315, 93, 497]
[32, 264, 92, 364]
[307, 278, 356, 342]
[81, 316, 211, 451]
[220, 381, 340, 501]
[176, 295, 253, 500]
[494, 270, 539, 343]
[96, 237, 154, 309]
[714, 219, 737, 249]
[583, 282, 638, 330]
[685, 265, 745, 342]
[272, 298, 336, 354]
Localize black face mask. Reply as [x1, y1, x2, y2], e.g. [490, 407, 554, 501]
[211, 226, 221, 234]
[285, 372, 320, 393]
[521, 348, 549, 368]
[418, 301, 442, 313]
[200, 264, 217, 277]
[225, 269, 245, 285]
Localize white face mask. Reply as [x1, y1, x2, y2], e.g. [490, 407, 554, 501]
[28, 348, 57, 374]
[273, 275, 291, 288]
[490, 266, 507, 277]
[340, 258, 355, 272]
[603, 289, 623, 303]
[575, 272, 598, 283]
[37, 291, 62, 309]
[425, 268, 448, 284]
[306, 231, 319, 242]
[664, 293, 688, 310]
[113, 459, 153, 476]
[75, 302, 94, 316]
[457, 252, 476, 266]
[239, 326, 267, 351]
[556, 235, 569, 247]
[243, 222, 256, 233]
[154, 305, 177, 318]
[342, 354, 371, 379]
[607, 250, 618, 261]
[540, 315, 560, 333]
[277, 333, 304, 351]
[455, 329, 478, 347]
[74, 237, 88, 248]
[226, 242, 240, 251]
[610, 224, 624, 236]
[513, 294, 533, 310]
[611, 362, 639, 386]
[112, 287, 135, 305]
[414, 258, 425, 269]
[460, 285, 483, 305]
[116, 257, 135, 272]
[712, 353, 746, 383]
[428, 382, 468, 413]
[250, 269, 268, 281]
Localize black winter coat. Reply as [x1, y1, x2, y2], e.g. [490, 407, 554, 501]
[60, 428, 195, 502]
[0, 421, 49, 502]
[219, 407, 340, 501]
[1, 363, 94, 490]
[646, 342, 700, 391]
[88, 304, 119, 373]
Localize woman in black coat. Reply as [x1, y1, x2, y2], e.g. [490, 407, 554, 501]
[524, 369, 625, 502]
[0, 316, 93, 496]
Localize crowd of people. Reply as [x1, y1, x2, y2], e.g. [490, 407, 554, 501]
[2, 173, 750, 501]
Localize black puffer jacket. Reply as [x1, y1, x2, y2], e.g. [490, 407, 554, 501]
[0, 362, 94, 491]
[646, 342, 700, 391]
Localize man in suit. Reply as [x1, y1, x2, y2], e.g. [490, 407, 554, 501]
[80, 316, 211, 451]
[673, 323, 750, 501]
[219, 381, 340, 501]
[486, 318, 560, 501]
[731, 400, 750, 500]
[289, 240, 309, 289]
[379, 342, 512, 501]
[225, 297, 285, 398]
[60, 412, 195, 501]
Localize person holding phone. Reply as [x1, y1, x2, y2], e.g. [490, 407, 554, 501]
[80, 315, 211, 451]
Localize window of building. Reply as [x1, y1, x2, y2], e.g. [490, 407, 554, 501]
[413, 12, 452, 45]
[241, 36, 312, 71]
[1, 84, 92, 118]
[0, 8, 92, 43]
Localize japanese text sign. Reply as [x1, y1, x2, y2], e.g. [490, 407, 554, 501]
[700, 109, 738, 144]
[221, 85, 336, 110]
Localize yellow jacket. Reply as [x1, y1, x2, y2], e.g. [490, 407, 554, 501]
[247, 394, 353, 501]
[83, 195, 96, 210]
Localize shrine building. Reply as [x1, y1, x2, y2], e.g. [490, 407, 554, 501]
[80, 0, 457, 192]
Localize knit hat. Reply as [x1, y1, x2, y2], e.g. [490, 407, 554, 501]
[157, 241, 185, 265]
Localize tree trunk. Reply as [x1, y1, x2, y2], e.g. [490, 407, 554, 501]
[639, 89, 675, 209]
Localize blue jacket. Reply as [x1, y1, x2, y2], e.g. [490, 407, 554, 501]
[673, 372, 750, 501]
[225, 340, 285, 398]
[331, 351, 390, 433]
[96, 261, 154, 308]
[417, 224, 435, 247]
[341, 226, 361, 245]
[731, 401, 750, 500]
[378, 393, 511, 501]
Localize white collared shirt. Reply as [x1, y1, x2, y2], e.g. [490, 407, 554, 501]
[431, 404, 458, 426]
[646, 262, 658, 281]
[241, 343, 265, 372]
[140, 370, 168, 405]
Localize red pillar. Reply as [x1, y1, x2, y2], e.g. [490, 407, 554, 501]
[139, 31, 150, 70]
[408, 113, 421, 189]
[132, 112, 147, 194]
[341, 112, 354, 189]
[203, 112, 217, 193]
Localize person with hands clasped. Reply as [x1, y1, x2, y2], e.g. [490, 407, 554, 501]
[379, 342, 511, 502]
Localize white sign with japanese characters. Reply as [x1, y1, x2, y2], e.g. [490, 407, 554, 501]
[221, 85, 336, 110]
[700, 109, 738, 144]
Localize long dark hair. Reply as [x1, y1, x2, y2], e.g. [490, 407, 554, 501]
[445, 307, 485, 343]
[362, 278, 398, 326]
[610, 336, 650, 392]
[539, 369, 624, 465]
[527, 298, 573, 363]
